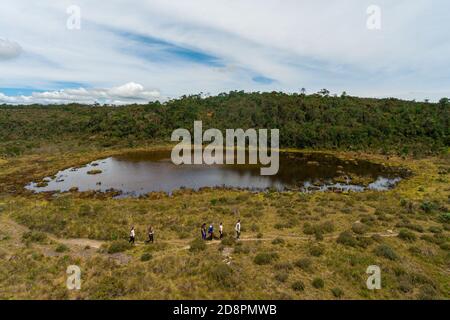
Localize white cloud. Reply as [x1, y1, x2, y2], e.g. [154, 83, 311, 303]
[0, 82, 161, 105]
[0, 1, 449, 102]
[0, 38, 22, 60]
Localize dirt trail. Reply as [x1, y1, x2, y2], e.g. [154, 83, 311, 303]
[0, 215, 105, 250]
[0, 214, 402, 260]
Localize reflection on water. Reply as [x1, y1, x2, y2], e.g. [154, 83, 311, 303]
[26, 150, 407, 197]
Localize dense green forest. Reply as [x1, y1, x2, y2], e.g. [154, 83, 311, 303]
[0, 91, 449, 156]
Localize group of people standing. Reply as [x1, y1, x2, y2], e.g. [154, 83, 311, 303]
[127, 219, 241, 245]
[201, 219, 241, 241]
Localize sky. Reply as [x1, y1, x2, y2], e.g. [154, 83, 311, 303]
[0, 0, 449, 104]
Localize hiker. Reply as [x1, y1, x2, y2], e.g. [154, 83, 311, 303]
[219, 222, 224, 239]
[208, 223, 214, 240]
[235, 219, 241, 239]
[201, 223, 207, 240]
[129, 226, 136, 244]
[145, 225, 154, 244]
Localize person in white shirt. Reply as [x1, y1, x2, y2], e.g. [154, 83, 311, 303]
[129, 226, 135, 244]
[235, 219, 241, 240]
[219, 222, 224, 239]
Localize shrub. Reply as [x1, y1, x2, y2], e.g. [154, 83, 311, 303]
[356, 236, 373, 248]
[371, 234, 383, 242]
[314, 230, 324, 241]
[336, 231, 357, 247]
[291, 281, 305, 291]
[398, 229, 416, 242]
[208, 264, 235, 288]
[189, 238, 207, 252]
[272, 237, 285, 245]
[420, 201, 436, 213]
[221, 236, 236, 246]
[140, 253, 152, 261]
[90, 276, 126, 300]
[309, 245, 325, 257]
[295, 258, 312, 271]
[312, 278, 324, 289]
[22, 231, 48, 244]
[418, 284, 438, 300]
[352, 223, 368, 235]
[256, 232, 263, 239]
[428, 226, 442, 234]
[331, 287, 344, 298]
[438, 213, 450, 223]
[374, 244, 398, 260]
[275, 272, 288, 283]
[107, 240, 132, 254]
[253, 252, 279, 265]
[55, 244, 69, 253]
[397, 277, 413, 293]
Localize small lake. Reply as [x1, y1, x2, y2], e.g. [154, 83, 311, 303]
[26, 150, 408, 197]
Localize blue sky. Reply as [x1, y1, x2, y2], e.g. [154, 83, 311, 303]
[0, 0, 449, 104]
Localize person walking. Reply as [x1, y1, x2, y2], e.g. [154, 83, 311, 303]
[201, 223, 207, 240]
[219, 222, 224, 239]
[235, 219, 241, 240]
[208, 224, 214, 240]
[145, 225, 154, 244]
[129, 226, 136, 244]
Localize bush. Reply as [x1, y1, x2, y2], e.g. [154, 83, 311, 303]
[208, 264, 235, 288]
[420, 201, 436, 213]
[352, 223, 368, 235]
[189, 238, 207, 252]
[398, 229, 416, 242]
[312, 278, 324, 289]
[371, 234, 383, 242]
[428, 226, 442, 234]
[295, 258, 312, 271]
[90, 276, 126, 300]
[374, 244, 398, 260]
[22, 231, 48, 244]
[140, 253, 152, 261]
[272, 237, 285, 245]
[331, 287, 344, 298]
[55, 244, 69, 253]
[309, 245, 325, 257]
[275, 272, 288, 283]
[438, 212, 450, 223]
[418, 284, 438, 300]
[221, 236, 236, 246]
[253, 252, 279, 265]
[107, 240, 132, 254]
[336, 231, 357, 247]
[291, 281, 305, 291]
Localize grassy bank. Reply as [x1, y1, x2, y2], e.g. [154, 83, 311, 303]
[0, 147, 448, 299]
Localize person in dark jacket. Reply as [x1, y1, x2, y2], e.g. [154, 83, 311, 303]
[201, 223, 207, 240]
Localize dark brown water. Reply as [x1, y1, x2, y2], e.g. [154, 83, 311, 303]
[26, 150, 407, 197]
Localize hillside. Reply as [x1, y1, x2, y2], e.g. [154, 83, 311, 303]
[1, 92, 448, 157]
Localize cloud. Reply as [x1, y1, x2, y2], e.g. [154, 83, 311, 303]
[0, 1, 449, 101]
[0, 82, 161, 105]
[0, 38, 22, 60]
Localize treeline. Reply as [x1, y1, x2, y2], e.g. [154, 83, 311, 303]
[0, 91, 449, 156]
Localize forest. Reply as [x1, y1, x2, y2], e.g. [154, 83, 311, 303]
[0, 91, 448, 157]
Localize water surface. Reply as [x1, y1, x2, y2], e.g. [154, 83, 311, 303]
[26, 150, 407, 197]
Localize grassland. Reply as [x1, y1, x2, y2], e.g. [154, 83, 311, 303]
[0, 145, 448, 300]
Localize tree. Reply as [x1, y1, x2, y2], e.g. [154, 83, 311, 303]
[439, 97, 449, 108]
